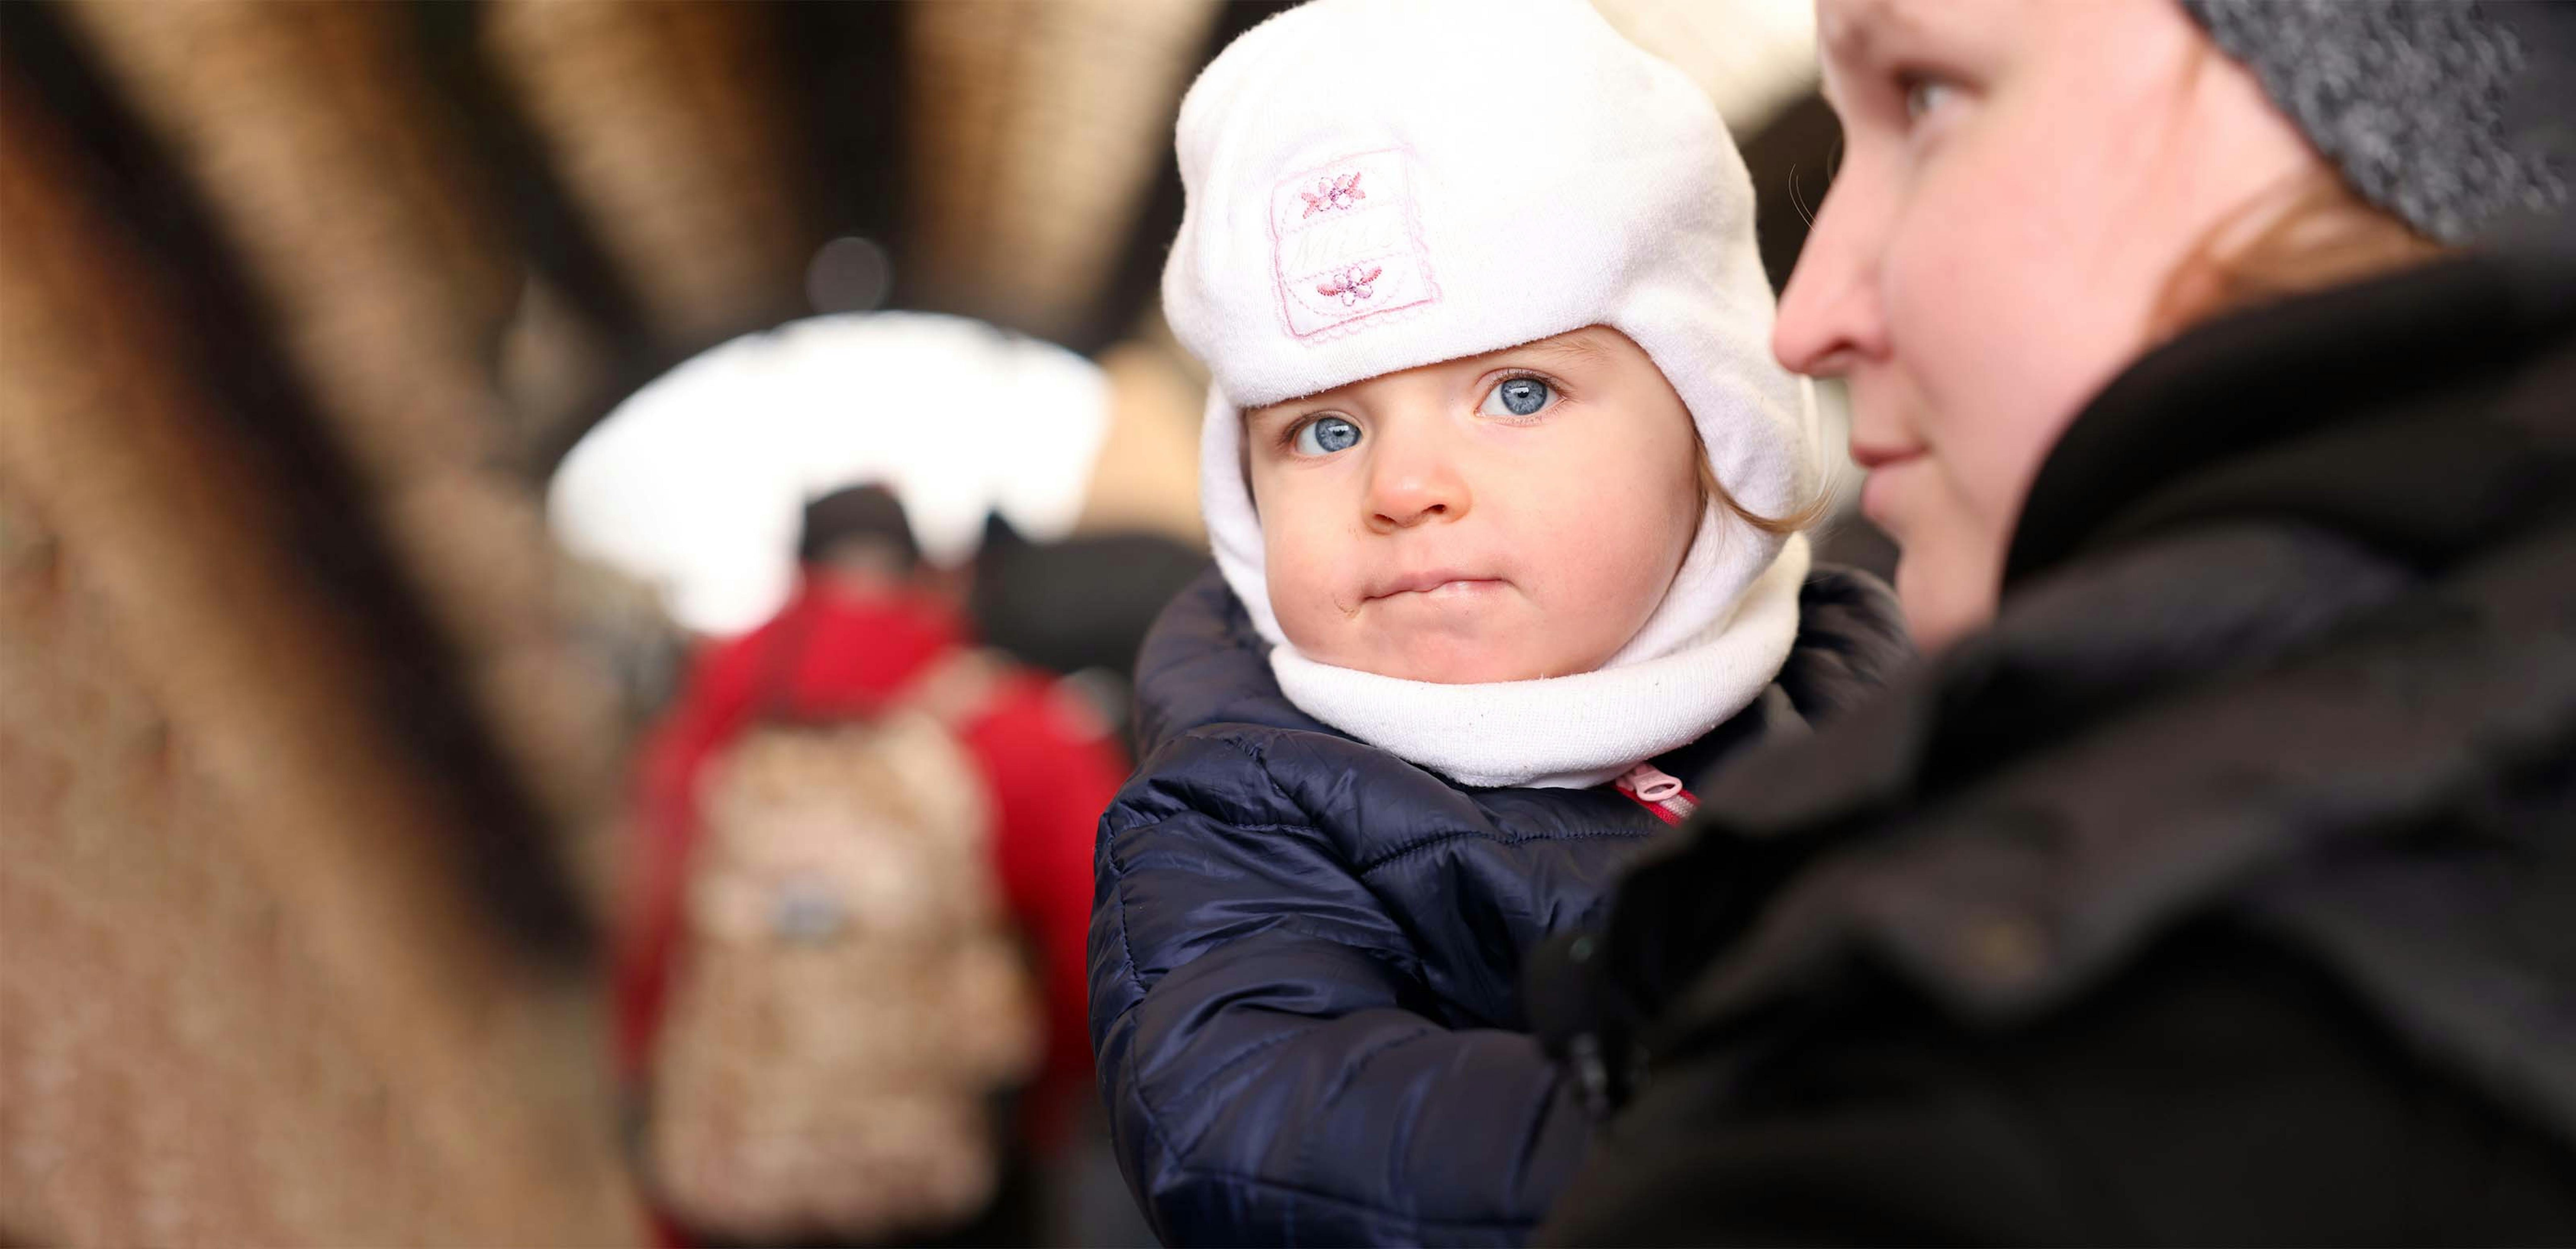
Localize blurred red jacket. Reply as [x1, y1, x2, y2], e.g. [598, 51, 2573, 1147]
[615, 573, 1126, 1151]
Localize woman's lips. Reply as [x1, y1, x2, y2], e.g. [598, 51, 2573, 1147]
[1847, 439, 1925, 472]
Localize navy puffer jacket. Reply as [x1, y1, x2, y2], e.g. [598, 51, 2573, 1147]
[1089, 564, 1909, 1246]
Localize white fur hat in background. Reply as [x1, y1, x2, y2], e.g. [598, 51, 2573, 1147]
[1163, 0, 1815, 650]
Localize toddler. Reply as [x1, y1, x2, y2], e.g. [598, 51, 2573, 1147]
[1088, 1, 1908, 1244]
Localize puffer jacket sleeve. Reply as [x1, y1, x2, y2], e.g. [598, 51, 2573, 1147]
[1090, 736, 1590, 1247]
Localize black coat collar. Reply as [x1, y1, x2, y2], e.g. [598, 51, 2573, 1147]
[2007, 247, 2576, 589]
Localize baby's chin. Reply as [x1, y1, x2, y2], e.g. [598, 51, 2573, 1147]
[1289, 626, 1596, 684]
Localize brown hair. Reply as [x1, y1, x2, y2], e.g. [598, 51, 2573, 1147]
[2151, 158, 2447, 344]
[1694, 445, 1829, 537]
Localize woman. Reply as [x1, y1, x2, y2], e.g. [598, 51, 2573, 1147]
[1530, 1, 2576, 1242]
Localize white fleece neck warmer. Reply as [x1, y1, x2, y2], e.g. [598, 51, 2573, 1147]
[1165, 0, 1819, 790]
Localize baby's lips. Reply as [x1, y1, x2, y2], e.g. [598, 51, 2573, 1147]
[1363, 570, 1508, 601]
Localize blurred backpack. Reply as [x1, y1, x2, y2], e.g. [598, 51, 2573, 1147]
[645, 645, 1045, 1242]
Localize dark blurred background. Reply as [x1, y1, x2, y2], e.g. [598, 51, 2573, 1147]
[0, 3, 1863, 1242]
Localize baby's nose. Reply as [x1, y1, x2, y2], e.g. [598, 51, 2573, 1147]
[1365, 449, 1470, 532]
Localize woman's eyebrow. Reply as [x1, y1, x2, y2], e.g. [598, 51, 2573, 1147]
[1822, 0, 1921, 68]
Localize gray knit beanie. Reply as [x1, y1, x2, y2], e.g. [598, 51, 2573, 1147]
[2181, 0, 2572, 244]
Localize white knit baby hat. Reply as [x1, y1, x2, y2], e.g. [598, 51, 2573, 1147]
[1163, 0, 1818, 789]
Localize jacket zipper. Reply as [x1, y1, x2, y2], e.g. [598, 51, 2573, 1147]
[1613, 762, 1698, 826]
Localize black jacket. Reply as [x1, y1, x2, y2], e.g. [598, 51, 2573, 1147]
[1090, 565, 1907, 1246]
[1531, 249, 2576, 1245]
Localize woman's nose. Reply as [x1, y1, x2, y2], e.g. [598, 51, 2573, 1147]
[1364, 423, 1471, 532]
[1772, 171, 1891, 378]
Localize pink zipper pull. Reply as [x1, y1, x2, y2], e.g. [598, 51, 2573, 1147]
[1616, 763, 1685, 803]
[1613, 763, 1698, 826]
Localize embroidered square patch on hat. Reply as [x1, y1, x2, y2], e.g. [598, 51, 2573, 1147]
[1270, 149, 1439, 338]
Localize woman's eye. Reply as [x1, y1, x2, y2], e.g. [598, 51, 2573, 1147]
[1293, 415, 1362, 456]
[1480, 377, 1554, 419]
[1902, 75, 1957, 124]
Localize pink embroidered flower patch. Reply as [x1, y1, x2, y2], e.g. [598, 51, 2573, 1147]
[1316, 265, 1382, 306]
[1271, 150, 1436, 337]
[1299, 172, 1367, 218]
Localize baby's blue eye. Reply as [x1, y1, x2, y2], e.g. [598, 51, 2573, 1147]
[1294, 415, 1362, 456]
[1482, 377, 1553, 418]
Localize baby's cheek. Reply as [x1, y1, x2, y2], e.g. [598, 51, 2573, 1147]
[1263, 531, 1338, 643]
[1570, 468, 1697, 656]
